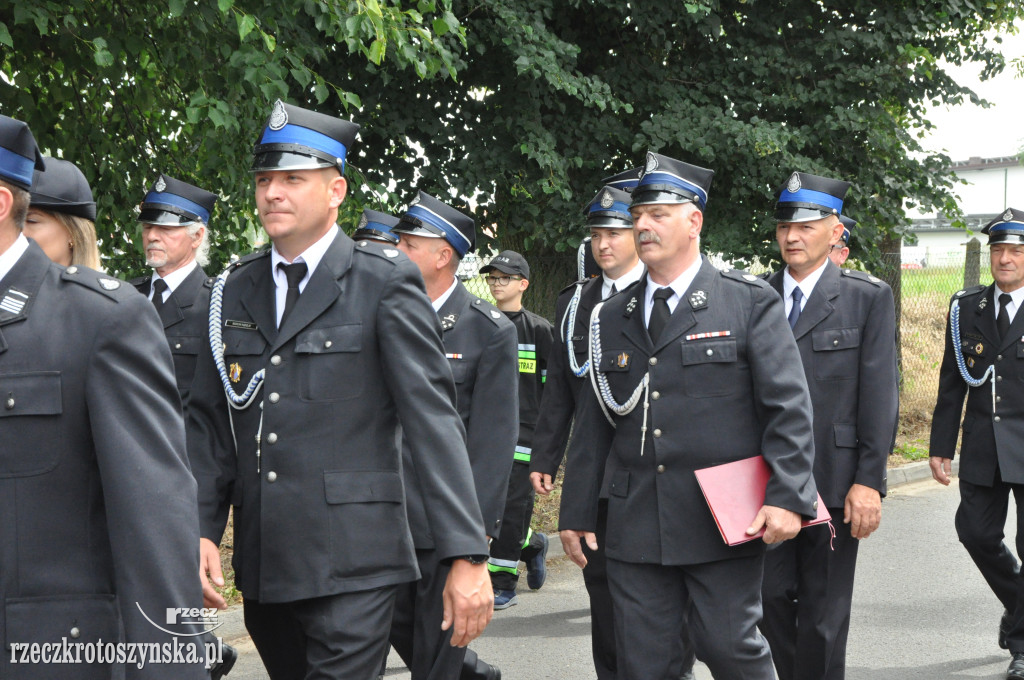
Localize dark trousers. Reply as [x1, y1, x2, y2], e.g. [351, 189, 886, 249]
[956, 478, 1024, 652]
[243, 587, 397, 680]
[761, 514, 858, 680]
[489, 461, 543, 591]
[607, 554, 772, 680]
[585, 500, 695, 680]
[388, 549, 470, 680]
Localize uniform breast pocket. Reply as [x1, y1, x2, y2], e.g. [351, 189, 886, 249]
[680, 339, 738, 397]
[447, 358, 469, 383]
[0, 372, 63, 477]
[294, 324, 364, 402]
[811, 327, 860, 380]
[168, 334, 202, 392]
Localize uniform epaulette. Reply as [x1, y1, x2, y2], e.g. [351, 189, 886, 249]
[60, 265, 130, 301]
[203, 276, 215, 288]
[953, 284, 986, 299]
[719, 267, 768, 287]
[353, 239, 402, 263]
[841, 269, 884, 286]
[468, 296, 506, 326]
[230, 248, 271, 270]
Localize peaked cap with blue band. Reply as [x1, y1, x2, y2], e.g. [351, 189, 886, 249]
[838, 215, 856, 244]
[602, 167, 642, 193]
[354, 208, 400, 245]
[631, 151, 714, 210]
[982, 207, 1024, 245]
[252, 99, 360, 175]
[584, 185, 634, 229]
[31, 157, 96, 221]
[392, 191, 476, 258]
[0, 115, 45, 191]
[138, 174, 217, 226]
[774, 171, 850, 223]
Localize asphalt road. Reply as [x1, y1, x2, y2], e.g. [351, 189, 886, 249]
[223, 475, 1019, 679]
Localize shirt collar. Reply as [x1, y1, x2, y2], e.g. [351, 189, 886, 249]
[0, 233, 30, 285]
[432, 276, 459, 312]
[603, 259, 644, 297]
[151, 259, 198, 296]
[783, 259, 830, 303]
[644, 255, 703, 307]
[995, 284, 1024, 314]
[271, 224, 338, 291]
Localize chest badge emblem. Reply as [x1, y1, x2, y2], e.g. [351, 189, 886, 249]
[229, 362, 243, 383]
[617, 352, 630, 368]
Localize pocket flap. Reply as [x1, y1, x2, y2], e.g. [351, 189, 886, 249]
[296, 324, 362, 355]
[223, 328, 267, 356]
[833, 423, 859, 448]
[681, 339, 737, 365]
[608, 470, 630, 498]
[169, 335, 202, 356]
[812, 327, 860, 352]
[0, 372, 62, 418]
[324, 470, 404, 504]
[599, 350, 633, 372]
[6, 594, 119, 647]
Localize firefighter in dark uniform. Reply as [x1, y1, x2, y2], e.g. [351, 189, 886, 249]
[762, 172, 899, 680]
[387, 192, 518, 680]
[130, 175, 218, 414]
[186, 101, 493, 680]
[0, 116, 208, 679]
[480, 250, 556, 608]
[930, 207, 1024, 680]
[559, 151, 818, 680]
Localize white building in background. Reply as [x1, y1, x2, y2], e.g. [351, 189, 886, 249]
[905, 155, 1024, 265]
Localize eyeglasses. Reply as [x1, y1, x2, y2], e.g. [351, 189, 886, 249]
[484, 275, 521, 286]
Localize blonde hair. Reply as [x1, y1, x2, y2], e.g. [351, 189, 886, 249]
[48, 210, 101, 270]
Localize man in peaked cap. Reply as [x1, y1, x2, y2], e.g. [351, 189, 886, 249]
[829, 215, 855, 267]
[131, 174, 219, 415]
[480, 250, 555, 609]
[0, 116, 210, 679]
[931, 207, 1024, 680]
[763, 172, 899, 680]
[185, 101, 493, 679]
[388, 191, 518, 680]
[559, 151, 817, 680]
[353, 208, 400, 244]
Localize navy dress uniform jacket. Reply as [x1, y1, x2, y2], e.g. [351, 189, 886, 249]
[0, 242, 206, 680]
[931, 284, 1024, 486]
[186, 232, 489, 604]
[560, 257, 818, 565]
[132, 265, 212, 412]
[767, 262, 899, 504]
[404, 280, 518, 545]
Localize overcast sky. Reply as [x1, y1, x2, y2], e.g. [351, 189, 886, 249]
[919, 31, 1024, 161]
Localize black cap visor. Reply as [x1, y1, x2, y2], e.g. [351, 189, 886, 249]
[587, 212, 633, 229]
[630, 185, 699, 208]
[774, 204, 834, 223]
[988, 231, 1024, 246]
[251, 145, 341, 173]
[392, 216, 447, 240]
[354, 228, 399, 245]
[139, 204, 200, 226]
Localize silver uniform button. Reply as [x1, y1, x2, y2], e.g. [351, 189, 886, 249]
[174, 343, 182, 349]
[833, 339, 839, 346]
[266, 432, 278, 444]
[706, 348, 713, 356]
[649, 357, 658, 366]
[995, 416, 1002, 423]
[70, 627, 81, 639]
[269, 392, 280, 404]
[998, 354, 1004, 361]
[998, 375, 1003, 382]
[657, 465, 665, 473]
[271, 355, 282, 366]
[267, 471, 277, 482]
[5, 397, 13, 410]
[66, 266, 78, 274]
[997, 396, 1002, 402]
[653, 429, 662, 438]
[651, 391, 660, 400]
[325, 340, 333, 348]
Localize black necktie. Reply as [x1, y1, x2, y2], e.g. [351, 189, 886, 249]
[608, 283, 618, 298]
[788, 286, 803, 330]
[151, 278, 168, 312]
[648, 287, 673, 343]
[998, 293, 1012, 340]
[278, 262, 308, 327]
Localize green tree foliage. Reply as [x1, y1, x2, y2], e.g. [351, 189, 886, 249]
[0, 0, 464, 274]
[0, 0, 1020, 277]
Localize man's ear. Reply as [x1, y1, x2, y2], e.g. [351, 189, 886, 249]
[0, 185, 14, 226]
[327, 173, 347, 209]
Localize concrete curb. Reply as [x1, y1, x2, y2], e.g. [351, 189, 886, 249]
[213, 458, 958, 641]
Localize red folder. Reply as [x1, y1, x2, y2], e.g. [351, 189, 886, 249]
[694, 455, 831, 546]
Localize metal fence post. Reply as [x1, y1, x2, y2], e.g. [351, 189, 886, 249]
[964, 237, 981, 288]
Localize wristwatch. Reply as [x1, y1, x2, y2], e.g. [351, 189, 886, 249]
[455, 554, 489, 565]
